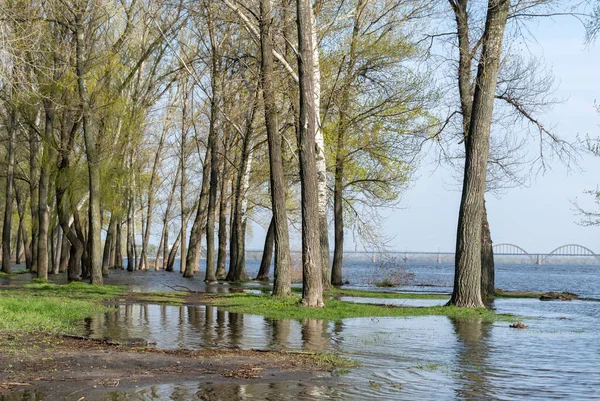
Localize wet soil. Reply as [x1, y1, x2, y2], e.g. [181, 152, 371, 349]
[0, 332, 336, 400]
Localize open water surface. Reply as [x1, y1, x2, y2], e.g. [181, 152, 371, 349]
[3, 260, 600, 399]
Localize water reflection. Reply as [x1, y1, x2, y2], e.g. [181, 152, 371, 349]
[452, 319, 493, 400]
[67, 299, 600, 400]
[0, 391, 44, 401]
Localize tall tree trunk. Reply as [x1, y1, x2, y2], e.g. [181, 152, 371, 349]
[204, 8, 221, 284]
[126, 195, 135, 272]
[261, 0, 292, 296]
[59, 232, 69, 273]
[227, 89, 259, 282]
[30, 120, 40, 274]
[139, 108, 169, 272]
[297, 0, 323, 307]
[15, 182, 31, 271]
[2, 105, 16, 273]
[52, 225, 61, 275]
[15, 224, 22, 265]
[180, 87, 189, 276]
[166, 228, 182, 272]
[161, 164, 180, 271]
[256, 217, 275, 281]
[450, 0, 509, 308]
[331, 1, 362, 286]
[310, 5, 330, 291]
[216, 171, 229, 280]
[115, 221, 124, 269]
[75, 8, 102, 285]
[102, 212, 116, 275]
[480, 200, 495, 298]
[452, 0, 496, 299]
[37, 103, 55, 280]
[185, 148, 210, 276]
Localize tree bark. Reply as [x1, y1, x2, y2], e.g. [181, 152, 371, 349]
[216, 170, 229, 280]
[256, 217, 275, 281]
[75, 8, 102, 285]
[14, 181, 31, 271]
[450, 0, 509, 308]
[310, 5, 331, 291]
[297, 0, 323, 307]
[261, 0, 293, 296]
[480, 200, 495, 298]
[115, 221, 124, 269]
[29, 120, 40, 274]
[102, 213, 116, 275]
[37, 102, 55, 280]
[204, 5, 221, 283]
[185, 148, 210, 275]
[451, 0, 496, 299]
[2, 104, 16, 273]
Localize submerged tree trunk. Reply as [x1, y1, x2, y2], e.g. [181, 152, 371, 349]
[261, 0, 292, 296]
[297, 0, 323, 307]
[256, 217, 275, 281]
[450, 0, 509, 308]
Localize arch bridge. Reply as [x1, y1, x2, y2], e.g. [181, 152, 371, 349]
[492, 243, 600, 264]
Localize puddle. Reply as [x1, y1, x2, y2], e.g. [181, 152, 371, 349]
[68, 297, 600, 400]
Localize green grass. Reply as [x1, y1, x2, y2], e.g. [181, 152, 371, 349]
[0, 269, 31, 278]
[135, 291, 188, 304]
[0, 294, 110, 333]
[208, 293, 514, 322]
[326, 288, 449, 300]
[0, 282, 125, 334]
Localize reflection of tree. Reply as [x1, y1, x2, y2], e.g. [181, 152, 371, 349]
[301, 319, 330, 351]
[270, 319, 291, 349]
[228, 312, 244, 348]
[452, 318, 493, 400]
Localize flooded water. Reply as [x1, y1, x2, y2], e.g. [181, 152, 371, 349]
[4, 260, 600, 400]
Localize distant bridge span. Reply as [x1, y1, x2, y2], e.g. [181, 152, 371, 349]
[493, 243, 600, 264]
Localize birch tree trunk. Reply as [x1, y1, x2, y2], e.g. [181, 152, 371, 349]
[310, 5, 331, 290]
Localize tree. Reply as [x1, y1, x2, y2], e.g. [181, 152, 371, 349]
[297, 0, 323, 307]
[261, 0, 293, 296]
[449, 0, 510, 308]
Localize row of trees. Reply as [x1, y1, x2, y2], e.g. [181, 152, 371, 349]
[0, 0, 582, 307]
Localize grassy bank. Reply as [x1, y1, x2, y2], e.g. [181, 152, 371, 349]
[207, 293, 514, 322]
[326, 288, 449, 299]
[0, 282, 124, 334]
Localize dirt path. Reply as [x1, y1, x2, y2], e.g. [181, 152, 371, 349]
[0, 333, 339, 400]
